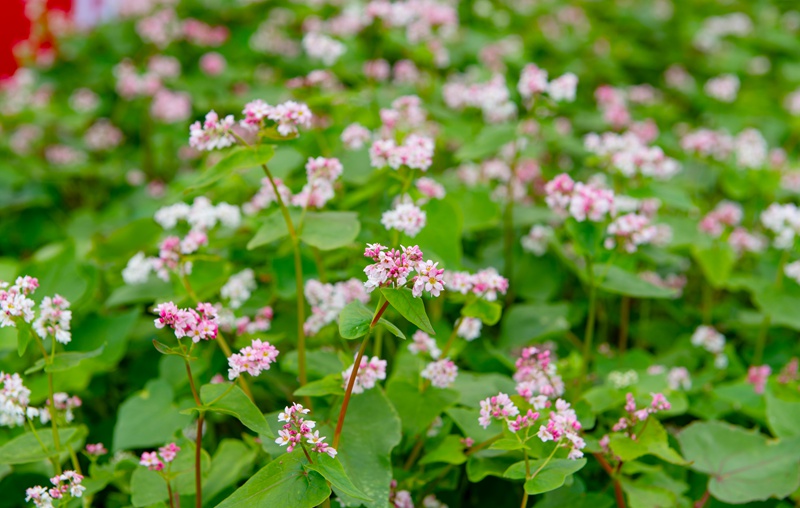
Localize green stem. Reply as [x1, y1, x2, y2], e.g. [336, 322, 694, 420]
[440, 316, 463, 358]
[579, 257, 597, 392]
[503, 178, 516, 308]
[205, 382, 237, 407]
[35, 336, 62, 475]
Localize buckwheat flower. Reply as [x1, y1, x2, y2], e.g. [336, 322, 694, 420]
[25, 486, 52, 507]
[747, 365, 771, 394]
[421, 359, 458, 388]
[521, 225, 552, 256]
[140, 451, 164, 471]
[199, 52, 226, 76]
[514, 347, 565, 401]
[150, 89, 192, 124]
[392, 490, 414, 508]
[735, 128, 768, 169]
[0, 277, 37, 327]
[302, 32, 345, 66]
[85, 443, 107, 457]
[605, 213, 657, 252]
[363, 59, 390, 81]
[266, 101, 313, 136]
[785, 261, 800, 285]
[221, 269, 256, 309]
[537, 399, 585, 459]
[0, 372, 31, 427]
[568, 182, 615, 222]
[469, 268, 509, 301]
[544, 173, 575, 215]
[69, 87, 99, 112]
[479, 392, 519, 428]
[306, 157, 343, 182]
[84, 119, 123, 151]
[275, 403, 337, 458]
[42, 393, 82, 424]
[457, 317, 481, 341]
[179, 230, 208, 254]
[227, 339, 279, 380]
[518, 63, 548, 99]
[547, 72, 578, 102]
[422, 494, 448, 508]
[691, 325, 725, 355]
[704, 74, 740, 102]
[699, 201, 743, 237]
[666, 367, 691, 391]
[412, 260, 445, 297]
[728, 228, 766, 254]
[304, 278, 368, 335]
[243, 177, 293, 215]
[409, 330, 441, 359]
[761, 202, 800, 249]
[33, 294, 72, 344]
[189, 110, 235, 151]
[342, 355, 387, 394]
[415, 177, 445, 200]
[45, 145, 87, 166]
[381, 197, 427, 237]
[341, 123, 371, 149]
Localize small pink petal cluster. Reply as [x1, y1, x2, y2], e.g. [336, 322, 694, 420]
[183, 18, 229, 46]
[136, 9, 182, 48]
[415, 177, 446, 200]
[521, 225, 553, 256]
[199, 52, 226, 76]
[443, 74, 516, 123]
[365, 0, 458, 44]
[509, 409, 540, 433]
[457, 317, 482, 341]
[584, 131, 680, 180]
[445, 268, 509, 302]
[85, 443, 107, 457]
[409, 330, 441, 359]
[545, 173, 615, 222]
[704, 73, 739, 103]
[84, 119, 123, 151]
[276, 403, 337, 458]
[698, 201, 743, 237]
[44, 145, 87, 167]
[243, 177, 293, 215]
[594, 85, 632, 129]
[381, 196, 427, 237]
[369, 134, 435, 171]
[612, 393, 671, 435]
[113, 59, 161, 100]
[302, 32, 346, 66]
[150, 89, 192, 124]
[153, 302, 219, 342]
[342, 355, 387, 394]
[680, 128, 735, 161]
[33, 294, 72, 344]
[421, 359, 458, 388]
[292, 157, 343, 209]
[389, 481, 414, 508]
[139, 442, 180, 471]
[341, 123, 371, 150]
[665, 367, 692, 391]
[232, 306, 274, 336]
[41, 392, 82, 424]
[0, 371, 31, 427]
[779, 359, 799, 384]
[240, 100, 313, 137]
[605, 213, 658, 252]
[25, 471, 85, 507]
[304, 278, 369, 336]
[746, 365, 771, 395]
[380, 95, 428, 134]
[227, 339, 279, 380]
[478, 392, 519, 429]
[148, 233, 206, 281]
[761, 202, 800, 249]
[189, 110, 235, 151]
[537, 399, 586, 459]
[728, 227, 766, 255]
[362, 244, 446, 298]
[153, 197, 242, 231]
[0, 276, 38, 328]
[221, 269, 256, 310]
[517, 63, 548, 98]
[690, 325, 725, 356]
[514, 347, 565, 403]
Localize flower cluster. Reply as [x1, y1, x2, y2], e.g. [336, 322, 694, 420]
[518, 63, 579, 103]
[611, 393, 671, 435]
[761, 203, 800, 249]
[478, 392, 519, 429]
[443, 74, 516, 123]
[227, 339, 279, 380]
[584, 131, 680, 180]
[421, 359, 458, 388]
[362, 244, 446, 298]
[341, 123, 371, 150]
[545, 173, 615, 222]
[0, 372, 31, 427]
[369, 134, 435, 171]
[139, 442, 180, 471]
[0, 276, 38, 328]
[221, 269, 257, 309]
[153, 302, 219, 342]
[241, 99, 312, 137]
[189, 110, 235, 151]
[302, 32, 346, 66]
[276, 403, 337, 458]
[416, 177, 446, 200]
[521, 225, 553, 256]
[747, 365, 771, 394]
[457, 317, 482, 341]
[409, 330, 441, 359]
[242, 177, 293, 215]
[25, 471, 85, 508]
[445, 268, 509, 301]
[381, 196, 427, 238]
[605, 213, 658, 252]
[85, 443, 107, 457]
[292, 157, 343, 209]
[32, 294, 72, 344]
[342, 355, 387, 394]
[514, 347, 565, 403]
[639, 272, 687, 297]
[304, 278, 369, 336]
[690, 325, 727, 368]
[699, 201, 743, 238]
[537, 399, 586, 459]
[38, 392, 82, 424]
[229, 306, 274, 336]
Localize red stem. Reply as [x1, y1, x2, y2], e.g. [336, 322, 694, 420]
[594, 453, 626, 508]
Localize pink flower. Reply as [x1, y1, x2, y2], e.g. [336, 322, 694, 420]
[275, 403, 337, 458]
[415, 177, 445, 199]
[266, 101, 312, 136]
[382, 197, 427, 237]
[421, 359, 458, 388]
[342, 355, 387, 394]
[514, 347, 564, 401]
[605, 213, 657, 252]
[151, 89, 192, 124]
[158, 443, 180, 463]
[413, 260, 445, 297]
[85, 443, 107, 456]
[199, 52, 226, 76]
[547, 72, 578, 102]
[478, 392, 519, 428]
[139, 451, 164, 471]
[518, 63, 548, 99]
[747, 365, 771, 394]
[227, 339, 279, 380]
[189, 110, 235, 151]
[409, 330, 441, 358]
[341, 123, 371, 150]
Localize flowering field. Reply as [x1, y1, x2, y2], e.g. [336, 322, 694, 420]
[4, 0, 800, 507]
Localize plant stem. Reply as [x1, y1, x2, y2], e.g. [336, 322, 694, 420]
[35, 336, 63, 475]
[618, 296, 630, 354]
[205, 382, 237, 407]
[333, 300, 390, 449]
[195, 414, 204, 508]
[579, 257, 597, 392]
[594, 453, 626, 508]
[503, 180, 515, 308]
[167, 481, 175, 508]
[694, 490, 710, 508]
[440, 316, 463, 358]
[701, 283, 712, 325]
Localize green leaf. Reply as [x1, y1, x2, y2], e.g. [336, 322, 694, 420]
[692, 244, 735, 289]
[200, 383, 273, 438]
[754, 289, 800, 331]
[91, 218, 162, 263]
[419, 435, 467, 466]
[112, 379, 192, 452]
[130, 468, 168, 507]
[190, 145, 275, 192]
[216, 452, 329, 508]
[26, 344, 106, 375]
[16, 320, 32, 356]
[766, 391, 800, 439]
[294, 375, 345, 397]
[566, 219, 603, 257]
[152, 339, 186, 357]
[0, 426, 86, 464]
[304, 453, 371, 502]
[203, 439, 257, 504]
[594, 265, 677, 299]
[504, 458, 587, 494]
[499, 303, 570, 348]
[337, 301, 404, 340]
[461, 298, 502, 326]
[300, 212, 360, 250]
[620, 478, 677, 508]
[247, 210, 289, 250]
[608, 419, 687, 465]
[411, 197, 463, 267]
[380, 287, 435, 335]
[386, 379, 458, 436]
[455, 124, 517, 161]
[677, 420, 800, 503]
[466, 451, 519, 482]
